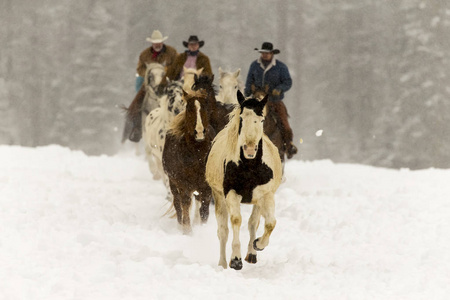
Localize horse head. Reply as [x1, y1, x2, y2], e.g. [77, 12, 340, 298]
[191, 74, 216, 95]
[145, 63, 165, 89]
[218, 67, 242, 105]
[182, 67, 204, 93]
[236, 90, 268, 159]
[250, 84, 269, 101]
[183, 89, 210, 142]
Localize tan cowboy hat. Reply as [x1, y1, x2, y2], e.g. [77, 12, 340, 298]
[146, 30, 168, 43]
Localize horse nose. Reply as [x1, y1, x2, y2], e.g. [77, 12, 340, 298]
[243, 143, 258, 159]
[195, 129, 206, 141]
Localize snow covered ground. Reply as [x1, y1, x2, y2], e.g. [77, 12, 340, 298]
[0, 144, 449, 300]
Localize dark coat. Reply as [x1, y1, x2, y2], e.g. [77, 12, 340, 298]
[244, 58, 292, 102]
[166, 51, 213, 81]
[136, 44, 178, 76]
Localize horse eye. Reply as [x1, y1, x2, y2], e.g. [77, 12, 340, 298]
[261, 119, 265, 123]
[219, 85, 223, 89]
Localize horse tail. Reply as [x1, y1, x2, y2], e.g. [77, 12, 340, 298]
[162, 201, 177, 219]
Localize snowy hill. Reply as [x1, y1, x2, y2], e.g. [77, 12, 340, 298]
[0, 145, 449, 299]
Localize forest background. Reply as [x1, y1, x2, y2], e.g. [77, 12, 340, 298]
[1, 0, 449, 169]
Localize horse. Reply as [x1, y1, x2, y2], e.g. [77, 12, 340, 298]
[162, 90, 215, 234]
[190, 74, 235, 134]
[251, 85, 287, 164]
[122, 62, 166, 144]
[205, 90, 282, 270]
[142, 62, 166, 118]
[144, 79, 184, 186]
[182, 66, 203, 94]
[216, 67, 243, 105]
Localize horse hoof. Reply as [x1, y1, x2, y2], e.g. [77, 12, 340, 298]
[245, 253, 257, 264]
[253, 238, 265, 251]
[230, 257, 243, 270]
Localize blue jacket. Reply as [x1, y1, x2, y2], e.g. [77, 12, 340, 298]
[244, 58, 292, 102]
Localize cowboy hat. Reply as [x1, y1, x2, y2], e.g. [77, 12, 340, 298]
[183, 35, 205, 48]
[146, 30, 168, 43]
[254, 42, 280, 54]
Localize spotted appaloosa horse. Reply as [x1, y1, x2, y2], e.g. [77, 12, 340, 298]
[162, 90, 214, 234]
[216, 67, 242, 105]
[144, 79, 184, 185]
[206, 90, 282, 270]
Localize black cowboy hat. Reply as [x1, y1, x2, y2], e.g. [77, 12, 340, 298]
[254, 42, 280, 54]
[183, 35, 205, 48]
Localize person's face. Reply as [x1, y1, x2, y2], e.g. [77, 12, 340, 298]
[261, 52, 274, 61]
[188, 42, 200, 52]
[152, 43, 163, 52]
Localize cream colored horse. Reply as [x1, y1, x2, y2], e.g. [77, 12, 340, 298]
[205, 91, 282, 270]
[182, 66, 203, 94]
[216, 67, 242, 105]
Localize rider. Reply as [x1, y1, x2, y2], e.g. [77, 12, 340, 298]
[165, 35, 213, 81]
[124, 30, 177, 143]
[244, 42, 298, 159]
[135, 30, 178, 92]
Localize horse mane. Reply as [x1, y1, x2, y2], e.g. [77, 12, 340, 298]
[211, 107, 241, 162]
[167, 110, 186, 140]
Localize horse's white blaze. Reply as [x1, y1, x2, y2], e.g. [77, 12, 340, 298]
[145, 62, 165, 88]
[194, 100, 204, 141]
[238, 108, 264, 159]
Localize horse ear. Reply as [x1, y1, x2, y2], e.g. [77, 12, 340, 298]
[259, 94, 269, 108]
[234, 68, 241, 78]
[210, 74, 214, 83]
[194, 74, 199, 83]
[218, 67, 224, 76]
[197, 67, 204, 75]
[237, 90, 246, 106]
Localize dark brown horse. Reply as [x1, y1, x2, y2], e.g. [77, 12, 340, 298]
[190, 74, 235, 133]
[251, 85, 286, 163]
[162, 90, 215, 234]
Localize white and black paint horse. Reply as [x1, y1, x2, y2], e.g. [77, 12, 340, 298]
[206, 90, 282, 270]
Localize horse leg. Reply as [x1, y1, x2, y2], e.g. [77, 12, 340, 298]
[146, 148, 161, 180]
[181, 197, 192, 234]
[253, 192, 276, 251]
[169, 181, 183, 226]
[245, 205, 261, 264]
[226, 190, 243, 270]
[213, 189, 228, 269]
[163, 175, 173, 202]
[198, 188, 212, 223]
